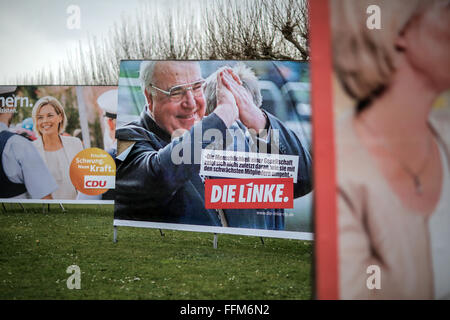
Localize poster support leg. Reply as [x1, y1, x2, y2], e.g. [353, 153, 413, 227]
[159, 229, 165, 237]
[213, 233, 218, 249]
[59, 203, 65, 212]
[19, 203, 26, 213]
[260, 237, 265, 245]
[113, 226, 118, 243]
[1, 203, 6, 212]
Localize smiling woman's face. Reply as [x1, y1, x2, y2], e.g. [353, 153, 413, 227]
[37, 104, 62, 137]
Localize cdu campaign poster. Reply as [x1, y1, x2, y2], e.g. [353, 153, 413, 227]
[0, 85, 117, 203]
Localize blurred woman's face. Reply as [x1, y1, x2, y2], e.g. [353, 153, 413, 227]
[400, 0, 450, 91]
[37, 104, 62, 137]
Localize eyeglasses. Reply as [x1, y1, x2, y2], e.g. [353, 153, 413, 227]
[150, 80, 206, 102]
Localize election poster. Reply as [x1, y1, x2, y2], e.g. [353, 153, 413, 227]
[0, 85, 117, 203]
[114, 60, 314, 239]
[310, 0, 450, 299]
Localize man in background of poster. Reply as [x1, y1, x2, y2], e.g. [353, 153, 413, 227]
[114, 61, 312, 229]
[97, 89, 118, 200]
[98, 89, 118, 158]
[0, 86, 57, 199]
[204, 63, 277, 154]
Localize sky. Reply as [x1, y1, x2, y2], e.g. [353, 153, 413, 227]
[0, 0, 143, 83]
[0, 0, 266, 84]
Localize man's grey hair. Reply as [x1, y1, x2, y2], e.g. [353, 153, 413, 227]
[204, 63, 262, 115]
[139, 61, 158, 97]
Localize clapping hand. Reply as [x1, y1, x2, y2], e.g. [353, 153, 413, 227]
[213, 70, 239, 128]
[220, 68, 267, 131]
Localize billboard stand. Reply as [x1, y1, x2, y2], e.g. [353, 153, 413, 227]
[260, 237, 265, 245]
[41, 203, 64, 212]
[112, 227, 168, 244]
[18, 203, 26, 213]
[213, 233, 218, 249]
[1, 203, 6, 212]
[114, 219, 314, 242]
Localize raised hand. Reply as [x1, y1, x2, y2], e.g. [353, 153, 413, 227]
[213, 70, 239, 128]
[220, 68, 267, 131]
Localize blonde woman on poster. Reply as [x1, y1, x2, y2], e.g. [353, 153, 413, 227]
[332, 0, 450, 299]
[32, 96, 83, 200]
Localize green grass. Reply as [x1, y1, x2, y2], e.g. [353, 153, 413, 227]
[0, 204, 313, 300]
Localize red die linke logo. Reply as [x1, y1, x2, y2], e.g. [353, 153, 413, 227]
[204, 178, 293, 209]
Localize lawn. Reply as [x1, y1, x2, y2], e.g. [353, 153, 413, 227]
[0, 204, 313, 300]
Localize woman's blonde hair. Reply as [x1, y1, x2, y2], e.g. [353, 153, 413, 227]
[32, 96, 67, 137]
[331, 0, 432, 104]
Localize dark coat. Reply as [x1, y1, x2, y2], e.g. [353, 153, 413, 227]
[114, 110, 312, 230]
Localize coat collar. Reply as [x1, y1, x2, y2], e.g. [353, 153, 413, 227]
[139, 110, 172, 143]
[116, 109, 172, 144]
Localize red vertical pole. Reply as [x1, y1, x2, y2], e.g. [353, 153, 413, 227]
[309, 0, 338, 299]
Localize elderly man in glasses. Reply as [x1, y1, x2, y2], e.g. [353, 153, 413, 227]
[115, 61, 312, 229]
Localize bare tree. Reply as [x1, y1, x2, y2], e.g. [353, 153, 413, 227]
[265, 0, 309, 60]
[13, 0, 309, 85]
[204, 0, 308, 60]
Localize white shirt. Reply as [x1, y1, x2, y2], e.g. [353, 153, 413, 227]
[0, 122, 57, 199]
[43, 148, 77, 200]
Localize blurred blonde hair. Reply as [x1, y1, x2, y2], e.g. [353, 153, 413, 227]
[32, 96, 67, 137]
[331, 0, 433, 103]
